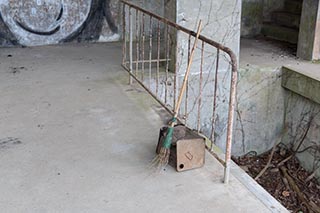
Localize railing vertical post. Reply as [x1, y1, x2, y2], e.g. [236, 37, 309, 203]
[129, 7, 133, 85]
[122, 3, 126, 66]
[141, 13, 145, 82]
[165, 25, 170, 105]
[197, 41, 205, 133]
[156, 21, 160, 96]
[135, 10, 139, 77]
[211, 48, 220, 150]
[149, 17, 152, 88]
[224, 59, 238, 184]
[184, 35, 192, 122]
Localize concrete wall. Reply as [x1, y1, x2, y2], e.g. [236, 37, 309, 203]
[262, 0, 285, 22]
[283, 92, 320, 181]
[282, 66, 320, 180]
[241, 0, 263, 37]
[234, 65, 285, 155]
[0, 0, 164, 47]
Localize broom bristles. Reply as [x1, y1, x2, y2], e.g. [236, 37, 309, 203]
[150, 147, 170, 171]
[150, 121, 175, 171]
[158, 147, 170, 166]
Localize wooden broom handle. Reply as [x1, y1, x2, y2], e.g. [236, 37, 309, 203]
[174, 20, 202, 117]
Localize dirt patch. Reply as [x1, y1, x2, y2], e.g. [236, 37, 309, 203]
[233, 147, 320, 212]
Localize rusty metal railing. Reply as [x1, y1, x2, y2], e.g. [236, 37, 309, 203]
[121, 1, 238, 184]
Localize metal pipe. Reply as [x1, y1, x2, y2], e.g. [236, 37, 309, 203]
[197, 41, 204, 133]
[156, 21, 161, 96]
[211, 48, 220, 146]
[141, 13, 145, 82]
[149, 16, 153, 88]
[184, 35, 191, 122]
[124, 59, 170, 64]
[122, 3, 127, 66]
[135, 10, 139, 77]
[224, 60, 238, 184]
[129, 6, 133, 84]
[165, 25, 170, 105]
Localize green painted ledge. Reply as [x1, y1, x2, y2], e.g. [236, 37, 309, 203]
[282, 66, 320, 104]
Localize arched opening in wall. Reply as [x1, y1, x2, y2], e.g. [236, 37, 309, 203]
[261, 0, 302, 52]
[241, 0, 303, 60]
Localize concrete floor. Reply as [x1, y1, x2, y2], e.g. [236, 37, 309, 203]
[0, 43, 285, 212]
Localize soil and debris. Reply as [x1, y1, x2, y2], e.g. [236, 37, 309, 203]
[233, 147, 320, 212]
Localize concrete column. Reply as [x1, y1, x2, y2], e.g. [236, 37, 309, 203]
[165, 0, 241, 74]
[164, 0, 241, 152]
[297, 0, 320, 60]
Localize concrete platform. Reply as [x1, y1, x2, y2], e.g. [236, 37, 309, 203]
[0, 43, 286, 212]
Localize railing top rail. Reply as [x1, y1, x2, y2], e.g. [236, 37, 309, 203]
[121, 0, 238, 72]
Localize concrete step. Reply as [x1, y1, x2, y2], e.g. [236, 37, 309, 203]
[272, 11, 301, 29]
[261, 23, 299, 44]
[284, 0, 302, 14]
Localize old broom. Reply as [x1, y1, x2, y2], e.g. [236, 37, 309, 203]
[152, 20, 202, 170]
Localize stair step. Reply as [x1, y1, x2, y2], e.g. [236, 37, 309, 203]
[261, 23, 299, 44]
[284, 0, 302, 14]
[272, 11, 301, 29]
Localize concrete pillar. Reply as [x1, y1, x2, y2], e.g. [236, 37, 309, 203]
[165, 0, 241, 74]
[297, 0, 320, 60]
[164, 0, 241, 152]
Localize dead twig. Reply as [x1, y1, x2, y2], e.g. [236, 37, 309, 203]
[255, 139, 277, 180]
[280, 166, 320, 213]
[277, 120, 312, 167]
[305, 166, 320, 183]
[277, 155, 293, 167]
[255, 126, 287, 180]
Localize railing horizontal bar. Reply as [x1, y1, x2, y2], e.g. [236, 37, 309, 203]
[123, 59, 171, 64]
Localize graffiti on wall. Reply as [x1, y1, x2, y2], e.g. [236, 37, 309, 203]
[0, 0, 119, 46]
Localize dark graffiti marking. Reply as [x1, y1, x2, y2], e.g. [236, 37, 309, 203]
[104, 0, 118, 34]
[0, 0, 119, 46]
[0, 137, 22, 150]
[15, 21, 60, 36]
[14, 4, 64, 36]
